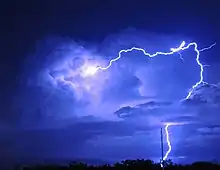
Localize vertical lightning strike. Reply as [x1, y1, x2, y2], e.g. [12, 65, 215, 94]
[185, 42, 216, 99]
[163, 124, 172, 161]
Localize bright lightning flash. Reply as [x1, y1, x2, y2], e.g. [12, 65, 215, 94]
[163, 124, 172, 161]
[160, 123, 172, 168]
[161, 122, 185, 167]
[83, 66, 98, 76]
[83, 40, 216, 161]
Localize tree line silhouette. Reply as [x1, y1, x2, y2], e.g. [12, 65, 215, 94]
[18, 159, 220, 170]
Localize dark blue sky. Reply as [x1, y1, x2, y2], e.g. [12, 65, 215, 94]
[1, 0, 220, 166]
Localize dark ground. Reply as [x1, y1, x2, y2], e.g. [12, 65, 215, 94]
[18, 159, 220, 170]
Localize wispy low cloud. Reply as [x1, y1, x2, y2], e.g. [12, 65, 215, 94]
[113, 100, 193, 126]
[197, 125, 220, 136]
[114, 101, 172, 118]
[114, 83, 220, 127]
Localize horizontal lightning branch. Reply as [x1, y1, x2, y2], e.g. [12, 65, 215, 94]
[93, 41, 216, 99]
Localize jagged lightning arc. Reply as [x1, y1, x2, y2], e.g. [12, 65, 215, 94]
[163, 124, 172, 161]
[85, 41, 216, 99]
[160, 123, 172, 167]
[83, 40, 216, 161]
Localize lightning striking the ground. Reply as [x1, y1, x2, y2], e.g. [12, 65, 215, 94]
[83, 40, 216, 162]
[163, 124, 172, 161]
[160, 123, 172, 168]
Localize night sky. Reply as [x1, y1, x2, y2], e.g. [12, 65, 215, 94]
[1, 0, 220, 166]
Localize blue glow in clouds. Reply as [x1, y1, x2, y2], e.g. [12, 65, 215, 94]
[82, 40, 216, 161]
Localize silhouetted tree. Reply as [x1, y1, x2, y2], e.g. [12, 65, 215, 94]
[18, 159, 220, 170]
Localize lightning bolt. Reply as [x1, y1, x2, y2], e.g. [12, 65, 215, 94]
[94, 41, 216, 99]
[89, 40, 216, 161]
[163, 124, 172, 161]
[160, 123, 172, 167]
[185, 42, 216, 99]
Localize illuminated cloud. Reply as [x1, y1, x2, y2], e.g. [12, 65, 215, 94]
[9, 30, 216, 130]
[184, 83, 220, 105]
[3, 29, 217, 164]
